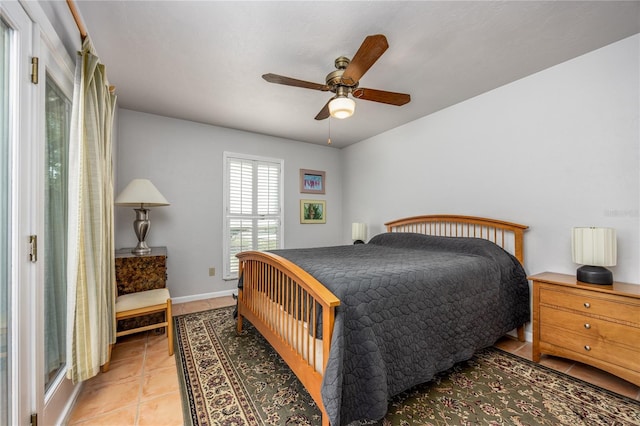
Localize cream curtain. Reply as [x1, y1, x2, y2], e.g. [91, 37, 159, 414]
[66, 37, 117, 383]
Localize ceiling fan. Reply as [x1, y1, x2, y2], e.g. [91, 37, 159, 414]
[262, 34, 411, 120]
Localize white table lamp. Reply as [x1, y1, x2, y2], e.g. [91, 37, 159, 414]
[352, 222, 366, 244]
[115, 179, 170, 255]
[571, 227, 616, 285]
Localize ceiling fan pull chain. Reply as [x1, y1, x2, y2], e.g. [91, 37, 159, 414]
[327, 117, 332, 145]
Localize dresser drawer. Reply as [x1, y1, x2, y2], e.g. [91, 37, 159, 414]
[540, 323, 640, 372]
[531, 272, 640, 386]
[539, 305, 640, 350]
[539, 286, 640, 326]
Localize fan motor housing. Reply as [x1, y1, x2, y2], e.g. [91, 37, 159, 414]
[326, 56, 358, 92]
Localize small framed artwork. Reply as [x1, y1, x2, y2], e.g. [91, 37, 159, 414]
[300, 169, 326, 194]
[300, 199, 326, 224]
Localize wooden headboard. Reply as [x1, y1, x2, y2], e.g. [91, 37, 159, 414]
[385, 214, 529, 264]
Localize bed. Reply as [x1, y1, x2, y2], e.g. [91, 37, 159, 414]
[236, 215, 529, 426]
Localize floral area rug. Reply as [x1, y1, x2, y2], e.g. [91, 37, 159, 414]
[174, 306, 640, 425]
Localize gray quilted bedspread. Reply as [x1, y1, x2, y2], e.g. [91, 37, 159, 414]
[268, 232, 530, 426]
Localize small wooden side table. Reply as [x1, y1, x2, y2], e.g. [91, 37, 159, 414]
[115, 246, 167, 332]
[529, 272, 640, 386]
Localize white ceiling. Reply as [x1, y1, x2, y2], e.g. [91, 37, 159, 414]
[53, 1, 640, 148]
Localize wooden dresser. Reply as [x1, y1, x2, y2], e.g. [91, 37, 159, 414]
[530, 272, 640, 386]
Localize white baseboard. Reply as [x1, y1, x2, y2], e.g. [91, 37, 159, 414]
[171, 288, 237, 304]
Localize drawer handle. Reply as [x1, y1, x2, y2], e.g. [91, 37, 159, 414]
[584, 323, 591, 329]
[584, 345, 591, 351]
[583, 302, 591, 308]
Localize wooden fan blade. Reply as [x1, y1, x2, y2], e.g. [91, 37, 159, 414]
[341, 34, 389, 86]
[262, 73, 329, 91]
[314, 101, 331, 120]
[352, 88, 410, 106]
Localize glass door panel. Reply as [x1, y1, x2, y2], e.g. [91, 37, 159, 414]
[44, 75, 70, 391]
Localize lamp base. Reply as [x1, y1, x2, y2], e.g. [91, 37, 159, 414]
[577, 265, 613, 285]
[132, 208, 152, 255]
[132, 241, 152, 255]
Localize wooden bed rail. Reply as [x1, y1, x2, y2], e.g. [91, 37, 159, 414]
[386, 214, 529, 265]
[236, 250, 339, 424]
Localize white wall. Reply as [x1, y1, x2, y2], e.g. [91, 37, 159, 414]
[115, 110, 343, 298]
[343, 34, 640, 284]
[116, 34, 639, 302]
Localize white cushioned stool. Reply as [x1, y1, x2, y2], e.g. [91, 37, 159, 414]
[102, 288, 173, 372]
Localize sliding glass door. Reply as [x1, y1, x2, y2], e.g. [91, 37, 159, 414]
[38, 17, 76, 425]
[1, 2, 76, 423]
[0, 2, 35, 423]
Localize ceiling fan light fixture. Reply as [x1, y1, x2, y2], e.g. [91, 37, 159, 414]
[329, 96, 355, 119]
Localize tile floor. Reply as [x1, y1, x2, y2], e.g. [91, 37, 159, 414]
[67, 296, 640, 425]
[66, 296, 236, 426]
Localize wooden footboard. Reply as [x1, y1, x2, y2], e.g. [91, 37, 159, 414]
[236, 250, 340, 426]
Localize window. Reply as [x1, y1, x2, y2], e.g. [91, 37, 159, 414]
[223, 153, 283, 279]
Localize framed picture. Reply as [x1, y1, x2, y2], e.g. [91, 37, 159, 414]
[300, 169, 326, 194]
[300, 199, 326, 224]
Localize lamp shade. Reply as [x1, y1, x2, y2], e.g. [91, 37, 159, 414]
[329, 96, 355, 119]
[352, 222, 366, 242]
[115, 179, 170, 207]
[571, 227, 616, 267]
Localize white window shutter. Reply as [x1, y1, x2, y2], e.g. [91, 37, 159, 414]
[223, 154, 283, 279]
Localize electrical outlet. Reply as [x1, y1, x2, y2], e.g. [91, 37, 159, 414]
[208, 267, 216, 277]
